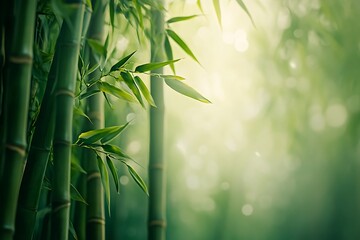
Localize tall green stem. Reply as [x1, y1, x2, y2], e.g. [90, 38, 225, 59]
[51, 2, 84, 239]
[0, 0, 37, 239]
[85, 1, 106, 239]
[148, 1, 166, 240]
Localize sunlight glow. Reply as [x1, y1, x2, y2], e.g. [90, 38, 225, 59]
[326, 104, 348, 127]
[120, 175, 129, 185]
[242, 204, 254, 216]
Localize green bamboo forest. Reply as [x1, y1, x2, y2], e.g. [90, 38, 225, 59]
[1, 0, 360, 239]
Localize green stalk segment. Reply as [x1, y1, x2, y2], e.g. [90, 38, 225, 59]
[51, 2, 85, 239]
[85, 1, 106, 239]
[148, 1, 167, 240]
[0, 0, 37, 239]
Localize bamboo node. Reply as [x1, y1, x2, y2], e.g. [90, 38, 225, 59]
[9, 55, 32, 64]
[150, 164, 165, 170]
[52, 202, 71, 213]
[87, 172, 101, 181]
[87, 217, 106, 225]
[5, 144, 26, 157]
[55, 89, 75, 97]
[148, 220, 166, 228]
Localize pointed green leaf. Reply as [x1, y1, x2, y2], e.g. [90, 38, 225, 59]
[213, 0, 222, 28]
[158, 74, 185, 81]
[165, 79, 211, 103]
[197, 0, 204, 14]
[101, 121, 130, 144]
[109, 0, 115, 30]
[235, 0, 255, 27]
[69, 221, 79, 240]
[164, 35, 175, 73]
[106, 156, 120, 193]
[71, 158, 87, 174]
[167, 15, 199, 24]
[133, 0, 144, 28]
[101, 144, 133, 160]
[97, 155, 111, 215]
[76, 125, 129, 145]
[134, 76, 156, 107]
[126, 163, 149, 196]
[120, 71, 144, 107]
[73, 105, 92, 124]
[98, 81, 137, 102]
[70, 184, 88, 205]
[135, 59, 180, 73]
[110, 51, 136, 72]
[87, 39, 105, 56]
[166, 29, 200, 64]
[78, 89, 100, 100]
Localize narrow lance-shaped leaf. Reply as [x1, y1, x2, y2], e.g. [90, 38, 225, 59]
[98, 81, 137, 102]
[109, 0, 115, 30]
[69, 220, 79, 240]
[125, 163, 149, 196]
[197, 0, 204, 14]
[76, 123, 130, 145]
[78, 89, 100, 100]
[235, 0, 256, 27]
[158, 74, 185, 81]
[106, 156, 120, 193]
[97, 155, 111, 214]
[110, 50, 136, 72]
[164, 35, 175, 73]
[73, 105, 92, 124]
[166, 29, 200, 64]
[135, 58, 180, 72]
[213, 0, 222, 28]
[101, 144, 133, 160]
[165, 78, 211, 103]
[167, 15, 199, 24]
[134, 76, 156, 107]
[133, 0, 144, 28]
[70, 184, 88, 205]
[120, 71, 144, 107]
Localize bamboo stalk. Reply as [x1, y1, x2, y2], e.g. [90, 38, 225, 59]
[148, 1, 167, 239]
[85, 1, 106, 239]
[0, 0, 37, 239]
[14, 51, 58, 240]
[51, 1, 85, 239]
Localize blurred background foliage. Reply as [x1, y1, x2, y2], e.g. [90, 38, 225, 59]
[104, 0, 360, 239]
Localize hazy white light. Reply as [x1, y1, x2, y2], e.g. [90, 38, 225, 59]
[116, 36, 129, 52]
[309, 113, 325, 131]
[186, 175, 199, 190]
[289, 61, 297, 69]
[127, 140, 141, 154]
[186, 0, 196, 4]
[126, 112, 136, 123]
[120, 175, 129, 185]
[242, 204, 254, 216]
[221, 181, 230, 190]
[234, 29, 249, 52]
[255, 151, 261, 157]
[203, 198, 216, 211]
[222, 31, 234, 45]
[326, 104, 348, 127]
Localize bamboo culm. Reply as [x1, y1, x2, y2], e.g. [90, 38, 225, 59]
[148, 1, 167, 240]
[51, 2, 85, 239]
[0, 0, 37, 239]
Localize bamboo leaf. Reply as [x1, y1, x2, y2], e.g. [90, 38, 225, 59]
[126, 163, 149, 196]
[98, 81, 137, 102]
[71, 157, 87, 174]
[106, 156, 120, 193]
[78, 89, 100, 100]
[73, 105, 92, 124]
[135, 59, 180, 73]
[235, 0, 256, 27]
[120, 71, 144, 107]
[213, 0, 222, 28]
[165, 79, 211, 103]
[166, 29, 200, 64]
[101, 144, 133, 160]
[76, 124, 129, 145]
[159, 74, 185, 81]
[69, 221, 79, 240]
[164, 35, 175, 73]
[167, 15, 199, 24]
[197, 0, 204, 14]
[110, 51, 136, 72]
[87, 38, 105, 56]
[134, 76, 156, 107]
[70, 184, 87, 205]
[133, 0, 144, 28]
[109, 0, 115, 30]
[97, 155, 111, 215]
